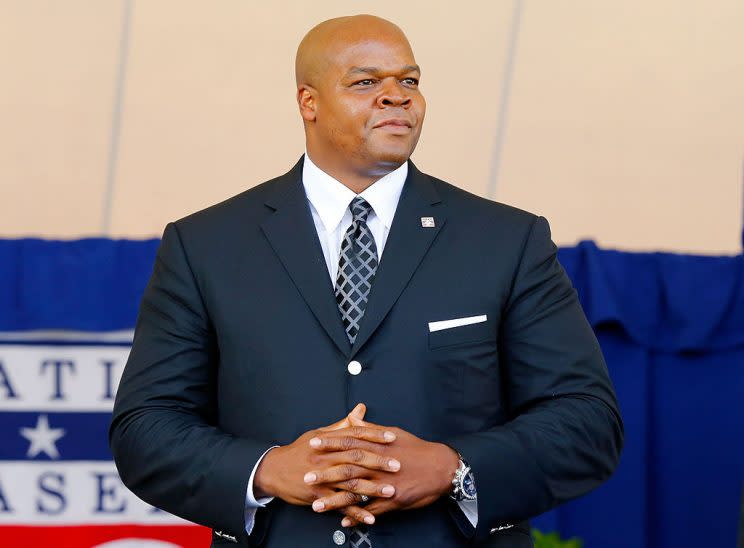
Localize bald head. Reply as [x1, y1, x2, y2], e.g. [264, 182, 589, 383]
[294, 15, 425, 192]
[295, 15, 413, 87]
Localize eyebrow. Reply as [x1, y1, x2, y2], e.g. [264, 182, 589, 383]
[346, 64, 421, 76]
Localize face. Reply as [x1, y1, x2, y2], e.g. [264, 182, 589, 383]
[301, 34, 426, 175]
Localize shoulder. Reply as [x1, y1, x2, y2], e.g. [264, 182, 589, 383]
[422, 170, 543, 235]
[168, 162, 300, 240]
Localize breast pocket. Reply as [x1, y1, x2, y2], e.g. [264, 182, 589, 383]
[428, 318, 496, 349]
[427, 317, 501, 429]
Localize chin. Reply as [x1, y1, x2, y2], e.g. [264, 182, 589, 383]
[368, 144, 414, 168]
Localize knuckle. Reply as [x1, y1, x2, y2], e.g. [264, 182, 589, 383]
[342, 464, 355, 480]
[344, 491, 358, 505]
[350, 449, 364, 463]
[341, 436, 355, 451]
[346, 477, 359, 491]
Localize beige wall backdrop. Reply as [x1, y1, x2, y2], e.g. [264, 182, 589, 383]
[1, 1, 742, 254]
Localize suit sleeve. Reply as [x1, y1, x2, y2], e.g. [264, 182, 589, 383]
[445, 216, 624, 542]
[109, 222, 272, 540]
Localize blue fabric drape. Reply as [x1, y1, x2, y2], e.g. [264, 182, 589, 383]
[0, 238, 742, 547]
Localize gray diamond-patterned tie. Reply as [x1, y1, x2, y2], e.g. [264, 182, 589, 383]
[335, 196, 379, 345]
[349, 525, 372, 547]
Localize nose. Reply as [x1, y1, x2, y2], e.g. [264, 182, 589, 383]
[376, 78, 412, 108]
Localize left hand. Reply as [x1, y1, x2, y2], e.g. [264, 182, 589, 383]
[304, 410, 460, 527]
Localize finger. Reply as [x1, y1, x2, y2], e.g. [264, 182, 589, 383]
[312, 491, 376, 525]
[329, 478, 396, 498]
[347, 412, 368, 428]
[326, 449, 400, 473]
[304, 458, 398, 486]
[347, 402, 366, 422]
[303, 451, 400, 485]
[321, 418, 350, 432]
[304, 464, 366, 486]
[309, 427, 397, 450]
[341, 499, 396, 527]
[339, 504, 376, 526]
[320, 403, 366, 432]
[346, 404, 386, 429]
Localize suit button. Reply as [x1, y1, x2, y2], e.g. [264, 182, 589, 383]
[347, 361, 362, 375]
[333, 529, 346, 545]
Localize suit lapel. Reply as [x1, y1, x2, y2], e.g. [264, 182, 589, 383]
[350, 162, 446, 357]
[260, 158, 352, 358]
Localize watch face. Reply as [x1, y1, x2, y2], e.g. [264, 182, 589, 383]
[463, 470, 477, 498]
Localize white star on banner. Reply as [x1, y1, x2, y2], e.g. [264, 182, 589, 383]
[20, 414, 66, 459]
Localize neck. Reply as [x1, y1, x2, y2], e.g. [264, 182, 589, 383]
[305, 148, 403, 194]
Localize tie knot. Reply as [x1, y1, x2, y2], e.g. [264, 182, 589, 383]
[350, 196, 373, 223]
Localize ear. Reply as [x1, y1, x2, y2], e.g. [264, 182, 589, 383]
[297, 85, 317, 122]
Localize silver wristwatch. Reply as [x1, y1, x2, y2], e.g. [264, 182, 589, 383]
[449, 454, 477, 502]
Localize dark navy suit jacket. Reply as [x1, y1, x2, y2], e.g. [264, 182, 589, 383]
[110, 158, 623, 547]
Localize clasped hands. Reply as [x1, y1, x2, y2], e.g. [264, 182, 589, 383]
[253, 403, 459, 527]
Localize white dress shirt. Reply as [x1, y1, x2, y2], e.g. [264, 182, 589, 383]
[244, 153, 477, 534]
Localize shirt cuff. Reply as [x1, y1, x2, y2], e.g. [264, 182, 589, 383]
[244, 445, 279, 534]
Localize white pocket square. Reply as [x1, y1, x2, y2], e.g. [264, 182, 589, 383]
[428, 314, 487, 332]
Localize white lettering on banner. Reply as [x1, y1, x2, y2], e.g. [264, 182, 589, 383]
[0, 346, 130, 411]
[0, 340, 195, 529]
[0, 462, 188, 525]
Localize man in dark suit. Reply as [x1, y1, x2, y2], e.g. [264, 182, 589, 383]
[110, 14, 623, 548]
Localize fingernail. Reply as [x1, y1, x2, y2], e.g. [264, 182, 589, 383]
[304, 472, 317, 483]
[312, 500, 325, 511]
[388, 459, 401, 471]
[383, 431, 396, 442]
[364, 515, 375, 524]
[309, 438, 321, 448]
[342, 518, 351, 527]
[381, 485, 395, 496]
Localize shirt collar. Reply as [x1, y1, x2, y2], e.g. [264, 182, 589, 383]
[302, 152, 408, 234]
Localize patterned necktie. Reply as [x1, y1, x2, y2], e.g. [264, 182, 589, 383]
[335, 196, 379, 345]
[336, 196, 376, 546]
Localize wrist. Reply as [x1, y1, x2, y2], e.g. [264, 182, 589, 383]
[433, 443, 461, 497]
[253, 446, 282, 499]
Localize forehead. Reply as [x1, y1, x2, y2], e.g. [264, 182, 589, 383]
[327, 37, 417, 74]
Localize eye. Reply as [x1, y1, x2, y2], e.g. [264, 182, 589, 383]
[353, 79, 376, 86]
[402, 77, 419, 86]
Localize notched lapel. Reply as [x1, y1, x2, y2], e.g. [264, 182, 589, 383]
[260, 160, 352, 358]
[351, 163, 447, 357]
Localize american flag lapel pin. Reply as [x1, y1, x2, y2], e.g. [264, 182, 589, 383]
[420, 216, 435, 228]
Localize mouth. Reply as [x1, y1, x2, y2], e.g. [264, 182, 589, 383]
[373, 118, 412, 129]
[373, 119, 413, 134]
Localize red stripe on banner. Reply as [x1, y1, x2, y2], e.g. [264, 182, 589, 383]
[0, 524, 212, 547]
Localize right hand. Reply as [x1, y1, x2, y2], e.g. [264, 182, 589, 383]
[253, 404, 400, 524]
